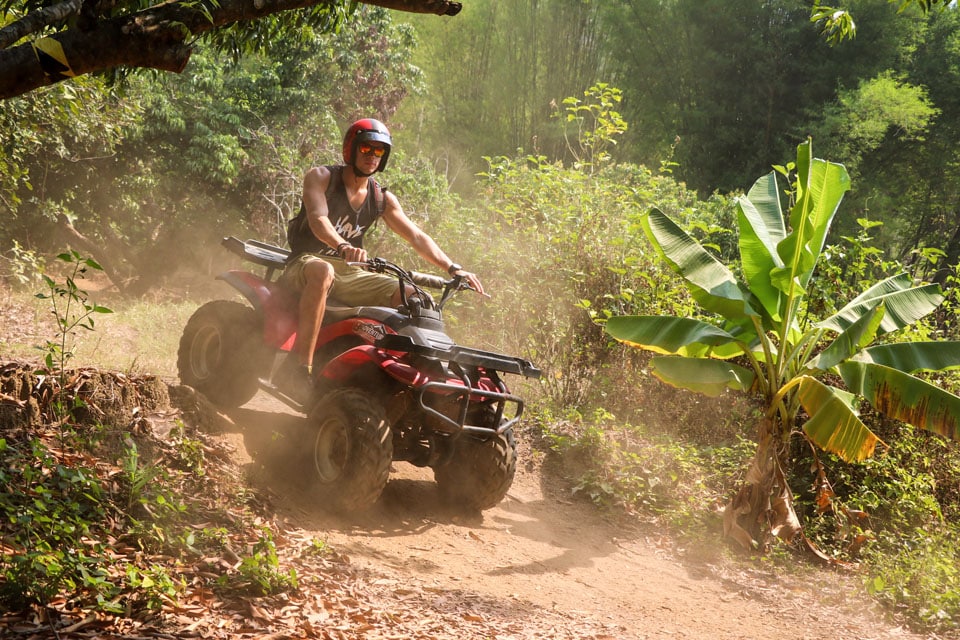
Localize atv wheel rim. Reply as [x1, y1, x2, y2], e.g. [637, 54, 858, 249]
[189, 326, 223, 379]
[314, 420, 350, 483]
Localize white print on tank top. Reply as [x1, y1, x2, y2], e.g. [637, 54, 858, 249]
[331, 214, 367, 242]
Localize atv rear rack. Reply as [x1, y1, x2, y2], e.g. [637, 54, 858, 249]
[222, 236, 289, 279]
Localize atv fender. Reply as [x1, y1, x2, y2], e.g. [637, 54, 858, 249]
[218, 270, 298, 349]
[319, 345, 422, 387]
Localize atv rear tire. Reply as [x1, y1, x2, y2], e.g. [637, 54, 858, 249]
[434, 422, 517, 512]
[309, 388, 393, 512]
[177, 300, 270, 409]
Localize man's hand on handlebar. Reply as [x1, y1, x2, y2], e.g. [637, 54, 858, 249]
[339, 245, 367, 262]
[453, 270, 487, 298]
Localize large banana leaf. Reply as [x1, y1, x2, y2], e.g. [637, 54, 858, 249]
[642, 208, 757, 321]
[839, 361, 960, 441]
[854, 342, 960, 374]
[807, 303, 885, 372]
[650, 355, 755, 397]
[737, 172, 786, 321]
[605, 316, 743, 357]
[771, 143, 850, 295]
[797, 376, 880, 462]
[819, 273, 944, 334]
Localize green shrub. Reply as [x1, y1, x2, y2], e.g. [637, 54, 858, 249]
[0, 436, 111, 608]
[535, 409, 754, 531]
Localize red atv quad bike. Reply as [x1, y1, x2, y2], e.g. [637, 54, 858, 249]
[177, 237, 541, 512]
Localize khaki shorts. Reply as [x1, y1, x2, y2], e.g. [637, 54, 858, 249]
[280, 253, 399, 307]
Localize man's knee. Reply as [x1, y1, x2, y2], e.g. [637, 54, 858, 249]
[303, 259, 335, 291]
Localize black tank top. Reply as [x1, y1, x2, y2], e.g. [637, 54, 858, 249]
[287, 165, 384, 260]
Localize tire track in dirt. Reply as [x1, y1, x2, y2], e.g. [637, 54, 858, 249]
[224, 393, 940, 640]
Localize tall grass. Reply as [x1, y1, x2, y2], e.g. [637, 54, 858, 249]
[1, 284, 200, 378]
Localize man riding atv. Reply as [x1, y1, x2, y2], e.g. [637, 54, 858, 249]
[275, 118, 484, 403]
[177, 120, 540, 511]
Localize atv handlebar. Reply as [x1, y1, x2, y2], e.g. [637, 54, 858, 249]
[350, 258, 466, 289]
[349, 258, 476, 311]
[409, 271, 447, 290]
[219, 238, 475, 309]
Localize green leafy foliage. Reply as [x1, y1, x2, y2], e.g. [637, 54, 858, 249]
[0, 7, 420, 294]
[1, 240, 45, 289]
[0, 268, 304, 612]
[607, 140, 960, 553]
[0, 437, 109, 608]
[0, 405, 302, 615]
[810, 2, 857, 45]
[35, 250, 113, 375]
[125, 564, 185, 611]
[557, 83, 627, 173]
[785, 417, 960, 631]
[374, 84, 734, 419]
[533, 408, 756, 532]
[397, 0, 606, 183]
[0, 77, 139, 233]
[237, 529, 298, 595]
[463, 150, 726, 410]
[807, 71, 938, 181]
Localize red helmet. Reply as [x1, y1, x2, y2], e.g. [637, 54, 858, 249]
[342, 118, 392, 173]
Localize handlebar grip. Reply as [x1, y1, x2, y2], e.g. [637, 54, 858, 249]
[410, 271, 447, 290]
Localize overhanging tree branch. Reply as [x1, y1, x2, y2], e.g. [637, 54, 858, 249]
[0, 0, 461, 100]
[0, 0, 83, 49]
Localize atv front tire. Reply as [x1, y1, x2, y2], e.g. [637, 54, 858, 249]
[434, 424, 517, 512]
[309, 388, 393, 512]
[177, 300, 270, 409]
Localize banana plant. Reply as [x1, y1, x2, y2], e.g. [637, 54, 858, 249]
[607, 140, 960, 553]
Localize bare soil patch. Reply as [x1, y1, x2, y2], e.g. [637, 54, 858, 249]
[224, 393, 945, 640]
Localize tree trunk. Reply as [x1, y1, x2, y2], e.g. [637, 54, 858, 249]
[722, 429, 775, 549]
[722, 418, 801, 550]
[56, 214, 129, 293]
[0, 0, 461, 100]
[933, 220, 960, 287]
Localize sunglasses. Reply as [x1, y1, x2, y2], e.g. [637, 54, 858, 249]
[358, 143, 386, 158]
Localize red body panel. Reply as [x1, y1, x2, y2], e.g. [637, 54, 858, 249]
[223, 270, 299, 349]
[221, 269, 510, 396]
[320, 345, 506, 396]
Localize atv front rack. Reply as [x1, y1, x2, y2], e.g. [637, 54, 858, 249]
[418, 379, 526, 437]
[375, 334, 541, 379]
[380, 335, 540, 438]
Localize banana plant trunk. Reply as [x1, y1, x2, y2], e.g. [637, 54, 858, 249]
[723, 418, 801, 549]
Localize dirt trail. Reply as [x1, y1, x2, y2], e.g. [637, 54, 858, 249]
[222, 394, 940, 640]
[0, 286, 944, 639]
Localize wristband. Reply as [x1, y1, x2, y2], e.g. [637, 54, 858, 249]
[447, 262, 463, 276]
[336, 242, 351, 257]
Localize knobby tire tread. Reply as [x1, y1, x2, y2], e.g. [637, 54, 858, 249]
[310, 387, 393, 512]
[435, 426, 517, 512]
[176, 300, 269, 409]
